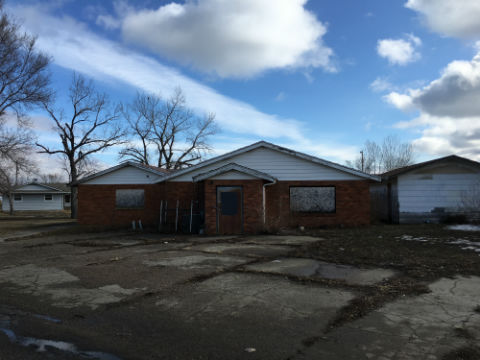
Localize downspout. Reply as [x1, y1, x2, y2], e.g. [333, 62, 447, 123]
[262, 178, 277, 231]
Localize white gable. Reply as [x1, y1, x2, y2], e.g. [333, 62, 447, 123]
[209, 170, 260, 180]
[172, 147, 362, 182]
[84, 166, 163, 185]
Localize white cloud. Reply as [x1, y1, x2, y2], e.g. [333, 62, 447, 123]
[386, 51, 480, 160]
[96, 1, 132, 30]
[7, 3, 357, 165]
[383, 91, 416, 111]
[405, 0, 480, 39]
[377, 35, 421, 65]
[390, 54, 480, 117]
[10, 4, 305, 141]
[121, 0, 336, 78]
[96, 14, 121, 30]
[370, 77, 395, 92]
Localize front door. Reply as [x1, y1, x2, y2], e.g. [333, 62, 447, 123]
[217, 186, 243, 234]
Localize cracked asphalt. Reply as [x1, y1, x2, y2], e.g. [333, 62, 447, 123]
[0, 222, 479, 359]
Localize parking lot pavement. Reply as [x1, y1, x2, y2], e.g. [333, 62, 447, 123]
[296, 276, 480, 360]
[0, 228, 479, 359]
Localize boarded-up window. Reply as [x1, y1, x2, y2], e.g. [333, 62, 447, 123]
[116, 189, 145, 209]
[290, 187, 335, 213]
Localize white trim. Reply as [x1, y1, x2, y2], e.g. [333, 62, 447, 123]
[193, 163, 277, 182]
[157, 141, 380, 182]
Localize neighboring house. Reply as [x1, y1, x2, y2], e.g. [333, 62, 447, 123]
[373, 155, 480, 223]
[2, 183, 71, 212]
[75, 141, 379, 234]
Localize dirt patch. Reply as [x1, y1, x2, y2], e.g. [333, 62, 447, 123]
[293, 225, 480, 330]
[297, 225, 480, 280]
[326, 276, 428, 330]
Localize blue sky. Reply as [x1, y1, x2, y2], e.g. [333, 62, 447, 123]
[6, 0, 480, 173]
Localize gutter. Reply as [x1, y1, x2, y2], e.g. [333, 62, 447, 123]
[262, 179, 277, 229]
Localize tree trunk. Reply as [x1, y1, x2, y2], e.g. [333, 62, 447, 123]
[70, 186, 78, 219]
[70, 162, 78, 219]
[8, 194, 14, 215]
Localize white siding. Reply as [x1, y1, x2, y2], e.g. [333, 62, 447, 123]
[172, 147, 361, 182]
[398, 166, 480, 213]
[2, 194, 64, 211]
[84, 166, 163, 185]
[210, 170, 259, 180]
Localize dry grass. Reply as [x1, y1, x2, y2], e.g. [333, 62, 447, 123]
[293, 224, 480, 329]
[443, 346, 480, 360]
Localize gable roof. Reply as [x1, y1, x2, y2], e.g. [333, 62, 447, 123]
[157, 141, 380, 182]
[73, 161, 169, 185]
[11, 183, 70, 194]
[382, 155, 480, 179]
[193, 163, 277, 182]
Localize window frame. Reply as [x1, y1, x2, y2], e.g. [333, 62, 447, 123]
[64, 194, 71, 204]
[13, 194, 22, 202]
[44, 194, 53, 201]
[289, 186, 336, 214]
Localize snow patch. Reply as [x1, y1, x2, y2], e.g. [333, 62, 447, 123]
[400, 235, 429, 242]
[447, 225, 480, 232]
[398, 234, 480, 256]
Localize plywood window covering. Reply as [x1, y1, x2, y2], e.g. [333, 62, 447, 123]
[44, 194, 53, 201]
[116, 189, 145, 209]
[290, 186, 336, 213]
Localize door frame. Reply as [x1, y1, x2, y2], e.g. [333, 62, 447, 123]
[216, 186, 244, 234]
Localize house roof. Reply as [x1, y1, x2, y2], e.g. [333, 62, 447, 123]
[382, 155, 480, 179]
[157, 141, 380, 182]
[73, 161, 169, 185]
[11, 183, 70, 194]
[193, 163, 277, 182]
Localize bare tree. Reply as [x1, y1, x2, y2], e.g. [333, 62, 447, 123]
[0, 129, 37, 214]
[347, 135, 414, 174]
[346, 140, 381, 174]
[39, 172, 66, 184]
[381, 135, 414, 172]
[61, 156, 101, 181]
[119, 94, 154, 165]
[120, 88, 217, 169]
[37, 74, 125, 218]
[0, 1, 51, 122]
[0, 0, 51, 213]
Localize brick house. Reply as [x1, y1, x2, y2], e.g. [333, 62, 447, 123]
[76, 141, 379, 234]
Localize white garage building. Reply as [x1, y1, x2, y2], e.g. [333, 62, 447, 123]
[378, 155, 480, 223]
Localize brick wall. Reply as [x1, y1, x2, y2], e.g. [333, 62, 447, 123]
[78, 182, 200, 228]
[78, 179, 371, 233]
[203, 180, 264, 234]
[265, 180, 371, 232]
[77, 184, 161, 226]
